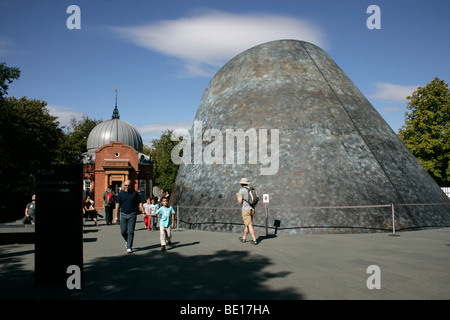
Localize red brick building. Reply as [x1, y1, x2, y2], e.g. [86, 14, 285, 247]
[79, 99, 152, 210]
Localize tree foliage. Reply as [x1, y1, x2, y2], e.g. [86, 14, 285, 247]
[147, 130, 182, 193]
[0, 95, 64, 220]
[0, 62, 20, 101]
[1, 61, 182, 221]
[398, 77, 450, 186]
[0, 62, 102, 221]
[55, 115, 102, 165]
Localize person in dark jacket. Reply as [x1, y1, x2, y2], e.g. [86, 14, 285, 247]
[114, 180, 144, 253]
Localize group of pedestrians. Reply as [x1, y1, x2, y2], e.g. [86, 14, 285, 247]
[113, 180, 175, 253]
[142, 197, 159, 231]
[110, 177, 258, 254]
[25, 176, 258, 254]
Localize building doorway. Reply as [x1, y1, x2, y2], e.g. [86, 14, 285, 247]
[112, 181, 122, 195]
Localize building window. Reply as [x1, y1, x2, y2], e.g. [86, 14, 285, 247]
[139, 179, 146, 199]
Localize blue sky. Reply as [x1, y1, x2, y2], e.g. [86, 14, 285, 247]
[1, 0, 449, 145]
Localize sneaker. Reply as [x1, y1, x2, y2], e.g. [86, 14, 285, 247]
[127, 248, 133, 253]
[161, 246, 166, 252]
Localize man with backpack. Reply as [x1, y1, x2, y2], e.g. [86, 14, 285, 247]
[236, 177, 259, 245]
[103, 185, 115, 225]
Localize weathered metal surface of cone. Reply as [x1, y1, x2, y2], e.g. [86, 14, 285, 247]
[170, 40, 450, 234]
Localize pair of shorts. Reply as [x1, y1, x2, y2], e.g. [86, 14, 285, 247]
[242, 209, 255, 226]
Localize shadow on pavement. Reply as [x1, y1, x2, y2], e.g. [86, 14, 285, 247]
[79, 244, 303, 300]
[0, 241, 303, 300]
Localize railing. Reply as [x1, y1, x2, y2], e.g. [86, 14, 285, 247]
[174, 202, 450, 236]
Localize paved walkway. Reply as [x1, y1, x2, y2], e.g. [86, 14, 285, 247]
[0, 216, 449, 301]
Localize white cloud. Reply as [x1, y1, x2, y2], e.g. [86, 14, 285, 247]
[369, 83, 418, 102]
[47, 105, 84, 129]
[111, 10, 325, 77]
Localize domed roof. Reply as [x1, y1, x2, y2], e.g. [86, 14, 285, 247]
[171, 39, 450, 234]
[86, 94, 143, 152]
[87, 118, 143, 152]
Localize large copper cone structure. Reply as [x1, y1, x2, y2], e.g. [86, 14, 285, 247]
[170, 40, 450, 234]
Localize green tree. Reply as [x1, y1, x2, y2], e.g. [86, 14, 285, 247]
[0, 62, 20, 101]
[0, 62, 67, 221]
[147, 129, 182, 193]
[0, 96, 64, 221]
[55, 115, 102, 165]
[398, 77, 450, 186]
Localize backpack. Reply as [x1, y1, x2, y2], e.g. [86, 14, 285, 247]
[106, 192, 114, 204]
[244, 186, 259, 206]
